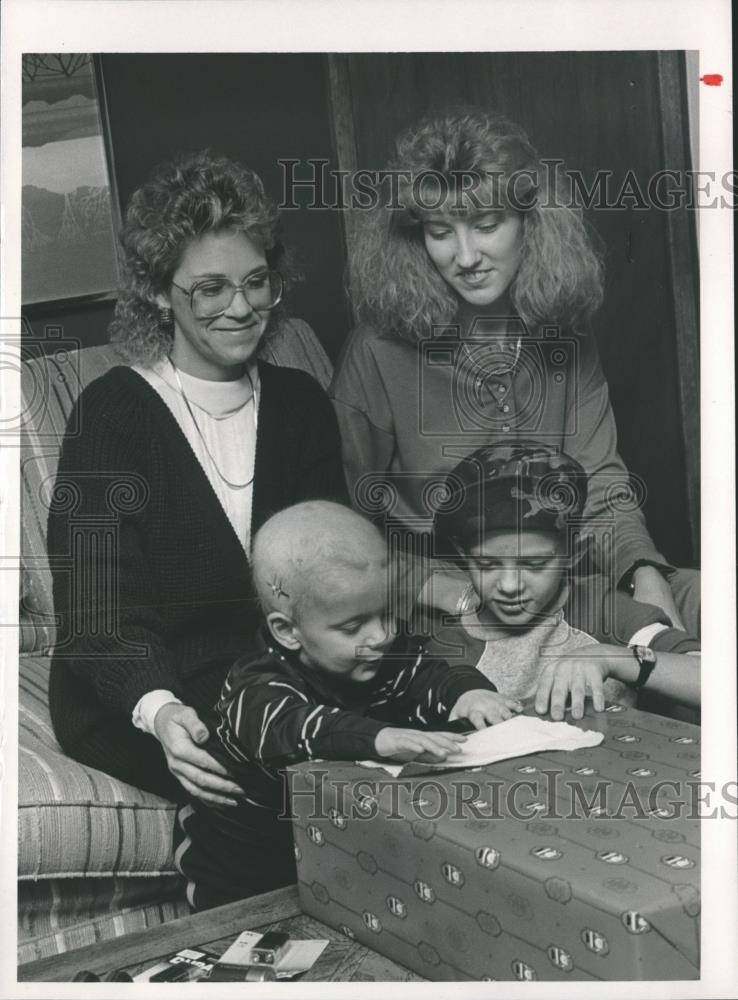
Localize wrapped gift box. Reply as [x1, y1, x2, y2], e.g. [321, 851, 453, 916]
[289, 704, 700, 981]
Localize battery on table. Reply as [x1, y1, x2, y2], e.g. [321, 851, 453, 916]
[140, 948, 218, 982]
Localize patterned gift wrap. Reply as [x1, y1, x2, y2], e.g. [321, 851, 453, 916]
[289, 704, 700, 981]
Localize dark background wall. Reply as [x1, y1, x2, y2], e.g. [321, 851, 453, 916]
[22, 51, 699, 567]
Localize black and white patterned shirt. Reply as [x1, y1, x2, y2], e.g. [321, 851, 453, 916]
[206, 624, 496, 824]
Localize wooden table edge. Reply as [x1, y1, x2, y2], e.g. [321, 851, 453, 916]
[18, 884, 303, 982]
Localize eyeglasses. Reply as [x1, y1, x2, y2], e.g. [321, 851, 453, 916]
[171, 270, 284, 319]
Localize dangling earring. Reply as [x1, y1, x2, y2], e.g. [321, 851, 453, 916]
[158, 306, 173, 330]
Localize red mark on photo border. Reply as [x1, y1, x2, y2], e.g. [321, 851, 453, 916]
[699, 74, 723, 86]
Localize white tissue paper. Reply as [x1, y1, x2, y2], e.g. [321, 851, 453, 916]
[358, 713, 604, 777]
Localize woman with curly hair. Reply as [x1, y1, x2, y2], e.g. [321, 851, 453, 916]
[47, 151, 348, 803]
[330, 107, 699, 636]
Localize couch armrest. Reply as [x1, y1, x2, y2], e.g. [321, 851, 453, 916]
[19, 654, 177, 880]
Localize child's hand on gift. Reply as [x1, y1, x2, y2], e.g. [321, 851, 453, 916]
[374, 727, 467, 763]
[535, 653, 610, 721]
[449, 689, 524, 729]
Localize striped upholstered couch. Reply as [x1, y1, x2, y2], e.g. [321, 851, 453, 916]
[18, 320, 333, 962]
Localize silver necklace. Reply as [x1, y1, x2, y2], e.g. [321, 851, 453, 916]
[462, 336, 522, 395]
[168, 358, 257, 490]
[463, 337, 522, 404]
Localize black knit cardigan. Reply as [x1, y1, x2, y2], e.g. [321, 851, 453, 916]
[47, 362, 348, 797]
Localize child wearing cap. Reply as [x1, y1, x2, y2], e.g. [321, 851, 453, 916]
[174, 500, 517, 910]
[430, 443, 700, 721]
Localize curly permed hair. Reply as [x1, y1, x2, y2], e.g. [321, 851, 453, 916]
[110, 150, 291, 364]
[350, 107, 604, 342]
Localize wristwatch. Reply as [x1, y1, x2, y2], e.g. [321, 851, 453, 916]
[629, 644, 658, 688]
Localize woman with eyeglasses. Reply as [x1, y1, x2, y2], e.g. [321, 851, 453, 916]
[330, 107, 700, 650]
[47, 150, 348, 804]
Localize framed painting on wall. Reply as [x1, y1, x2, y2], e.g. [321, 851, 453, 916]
[21, 54, 120, 307]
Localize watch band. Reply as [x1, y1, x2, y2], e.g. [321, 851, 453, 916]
[621, 561, 672, 594]
[629, 644, 657, 689]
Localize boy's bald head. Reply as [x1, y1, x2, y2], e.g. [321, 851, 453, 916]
[252, 501, 387, 620]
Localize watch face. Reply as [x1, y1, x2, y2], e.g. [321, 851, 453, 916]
[632, 644, 657, 665]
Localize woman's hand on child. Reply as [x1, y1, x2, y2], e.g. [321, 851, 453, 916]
[449, 690, 523, 729]
[534, 655, 609, 721]
[153, 703, 244, 806]
[374, 727, 466, 763]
